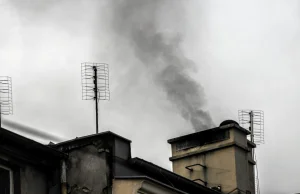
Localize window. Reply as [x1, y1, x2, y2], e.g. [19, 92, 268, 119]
[0, 165, 13, 194]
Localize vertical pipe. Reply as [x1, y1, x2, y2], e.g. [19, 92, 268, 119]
[250, 111, 254, 158]
[250, 111, 254, 143]
[0, 103, 2, 128]
[203, 154, 207, 187]
[93, 66, 99, 134]
[61, 160, 67, 194]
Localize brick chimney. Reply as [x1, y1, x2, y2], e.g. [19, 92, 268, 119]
[168, 120, 256, 194]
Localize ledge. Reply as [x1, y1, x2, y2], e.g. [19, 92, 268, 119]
[114, 176, 188, 194]
[247, 140, 256, 148]
[248, 158, 256, 165]
[169, 142, 250, 161]
[168, 123, 250, 144]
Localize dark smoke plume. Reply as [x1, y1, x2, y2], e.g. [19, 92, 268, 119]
[109, 0, 214, 131]
[2, 118, 65, 142]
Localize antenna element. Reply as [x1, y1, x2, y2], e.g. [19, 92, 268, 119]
[238, 110, 264, 145]
[0, 76, 13, 128]
[81, 63, 110, 134]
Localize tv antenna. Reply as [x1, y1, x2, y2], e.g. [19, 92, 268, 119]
[238, 109, 264, 194]
[238, 110, 264, 145]
[81, 63, 110, 134]
[0, 76, 13, 128]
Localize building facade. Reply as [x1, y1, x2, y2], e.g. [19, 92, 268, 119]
[0, 127, 66, 194]
[0, 120, 255, 194]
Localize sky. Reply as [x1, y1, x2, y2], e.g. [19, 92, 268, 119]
[0, 0, 300, 193]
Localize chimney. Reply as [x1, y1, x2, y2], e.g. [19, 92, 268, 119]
[168, 120, 256, 194]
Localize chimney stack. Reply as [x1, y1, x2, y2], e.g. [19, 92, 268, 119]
[168, 120, 256, 194]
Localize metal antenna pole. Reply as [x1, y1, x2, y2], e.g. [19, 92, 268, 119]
[238, 109, 264, 194]
[93, 66, 99, 134]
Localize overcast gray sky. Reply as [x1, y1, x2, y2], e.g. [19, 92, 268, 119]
[1, 0, 299, 193]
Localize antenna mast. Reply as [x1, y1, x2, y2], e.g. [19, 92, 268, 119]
[0, 76, 13, 128]
[81, 63, 110, 134]
[238, 109, 264, 194]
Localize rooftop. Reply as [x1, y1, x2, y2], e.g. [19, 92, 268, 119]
[54, 131, 131, 146]
[50, 131, 131, 152]
[0, 127, 67, 167]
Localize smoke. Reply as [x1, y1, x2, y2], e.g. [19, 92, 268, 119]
[2, 118, 65, 142]
[109, 0, 214, 131]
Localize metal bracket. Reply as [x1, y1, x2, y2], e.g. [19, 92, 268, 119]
[185, 164, 207, 171]
[227, 188, 247, 194]
[193, 179, 208, 186]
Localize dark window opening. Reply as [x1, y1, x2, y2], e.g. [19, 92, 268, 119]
[0, 166, 11, 194]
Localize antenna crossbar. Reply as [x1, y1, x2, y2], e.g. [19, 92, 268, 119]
[238, 110, 265, 145]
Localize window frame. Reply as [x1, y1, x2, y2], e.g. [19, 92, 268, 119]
[0, 164, 14, 194]
[0, 158, 20, 194]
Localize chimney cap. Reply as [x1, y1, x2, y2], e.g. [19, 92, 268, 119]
[220, 120, 239, 127]
[168, 120, 249, 144]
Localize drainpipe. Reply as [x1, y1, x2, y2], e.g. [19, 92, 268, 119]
[61, 160, 67, 194]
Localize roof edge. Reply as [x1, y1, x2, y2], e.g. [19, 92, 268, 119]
[247, 140, 256, 148]
[130, 157, 220, 194]
[114, 176, 188, 194]
[0, 127, 67, 159]
[169, 141, 250, 161]
[168, 124, 250, 144]
[53, 131, 131, 147]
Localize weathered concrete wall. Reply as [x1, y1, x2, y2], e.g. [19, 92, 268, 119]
[20, 165, 48, 194]
[172, 146, 237, 193]
[112, 179, 143, 194]
[248, 164, 255, 194]
[233, 129, 247, 147]
[170, 127, 255, 193]
[0, 153, 60, 194]
[113, 179, 183, 194]
[235, 147, 250, 192]
[247, 141, 256, 194]
[66, 145, 109, 194]
[171, 130, 234, 157]
[114, 138, 131, 160]
[234, 132, 255, 193]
